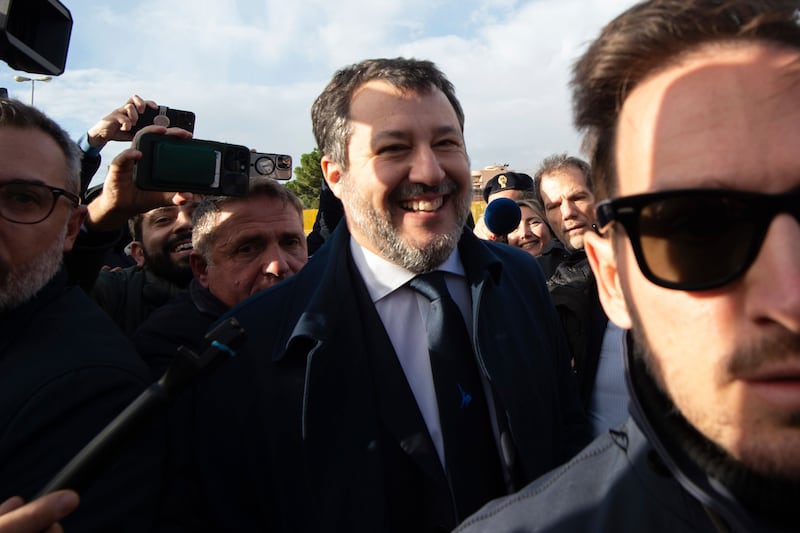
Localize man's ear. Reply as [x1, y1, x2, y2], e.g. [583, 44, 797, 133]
[62, 205, 88, 252]
[189, 252, 210, 288]
[320, 155, 344, 200]
[584, 230, 632, 329]
[129, 241, 146, 268]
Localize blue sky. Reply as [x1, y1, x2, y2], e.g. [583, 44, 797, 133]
[2, 0, 637, 184]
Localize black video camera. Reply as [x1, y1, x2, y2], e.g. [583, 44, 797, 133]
[0, 0, 72, 76]
[133, 133, 292, 197]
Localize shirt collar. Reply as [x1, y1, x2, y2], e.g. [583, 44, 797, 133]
[349, 237, 465, 304]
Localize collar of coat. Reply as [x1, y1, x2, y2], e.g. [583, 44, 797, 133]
[265, 221, 505, 364]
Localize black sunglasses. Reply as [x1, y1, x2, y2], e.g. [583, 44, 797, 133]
[596, 188, 800, 291]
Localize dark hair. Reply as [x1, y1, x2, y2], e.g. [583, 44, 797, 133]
[128, 214, 144, 242]
[571, 0, 800, 200]
[192, 177, 304, 261]
[311, 57, 465, 168]
[533, 153, 592, 205]
[0, 98, 81, 194]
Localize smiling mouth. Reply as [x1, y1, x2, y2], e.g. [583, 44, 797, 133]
[171, 242, 193, 253]
[400, 196, 445, 212]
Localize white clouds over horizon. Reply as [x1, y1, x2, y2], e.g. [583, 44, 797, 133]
[1, 0, 637, 182]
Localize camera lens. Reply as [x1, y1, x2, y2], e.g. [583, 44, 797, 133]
[253, 156, 275, 176]
[276, 155, 292, 169]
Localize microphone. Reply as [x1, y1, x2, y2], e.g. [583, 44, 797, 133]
[483, 198, 522, 242]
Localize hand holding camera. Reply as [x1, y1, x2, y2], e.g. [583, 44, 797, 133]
[85, 95, 159, 149]
[129, 105, 196, 136]
[85, 125, 194, 232]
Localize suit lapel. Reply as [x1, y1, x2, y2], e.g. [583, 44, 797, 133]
[297, 320, 387, 530]
[279, 226, 385, 530]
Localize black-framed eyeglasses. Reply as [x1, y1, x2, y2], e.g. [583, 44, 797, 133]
[0, 181, 81, 224]
[596, 188, 800, 291]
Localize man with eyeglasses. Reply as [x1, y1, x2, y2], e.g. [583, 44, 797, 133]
[0, 98, 162, 530]
[457, 1, 800, 532]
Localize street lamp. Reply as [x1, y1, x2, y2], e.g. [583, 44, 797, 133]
[13, 75, 52, 106]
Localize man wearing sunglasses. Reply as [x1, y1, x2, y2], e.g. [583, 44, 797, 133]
[458, 1, 800, 532]
[0, 98, 162, 530]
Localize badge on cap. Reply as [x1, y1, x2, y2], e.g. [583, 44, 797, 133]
[498, 175, 508, 189]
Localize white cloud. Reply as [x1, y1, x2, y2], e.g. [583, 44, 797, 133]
[1, 0, 638, 183]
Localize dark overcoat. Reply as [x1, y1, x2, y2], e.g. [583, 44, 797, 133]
[157, 223, 588, 532]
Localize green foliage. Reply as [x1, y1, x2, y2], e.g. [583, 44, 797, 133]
[286, 148, 323, 208]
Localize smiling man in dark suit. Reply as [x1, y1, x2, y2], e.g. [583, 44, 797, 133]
[157, 57, 588, 533]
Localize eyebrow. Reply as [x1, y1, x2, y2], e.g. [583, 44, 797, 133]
[282, 230, 305, 240]
[146, 206, 179, 218]
[372, 125, 462, 142]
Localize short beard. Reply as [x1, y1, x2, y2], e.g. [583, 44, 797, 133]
[627, 301, 800, 480]
[141, 232, 193, 287]
[341, 177, 470, 273]
[0, 224, 67, 312]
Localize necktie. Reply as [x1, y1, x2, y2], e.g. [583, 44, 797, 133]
[408, 271, 504, 520]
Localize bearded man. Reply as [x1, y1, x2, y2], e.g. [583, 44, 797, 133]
[155, 57, 588, 533]
[63, 98, 198, 336]
[87, 189, 197, 336]
[458, 1, 800, 532]
[0, 98, 161, 531]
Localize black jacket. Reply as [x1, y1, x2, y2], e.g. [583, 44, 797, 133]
[544, 250, 608, 409]
[0, 270, 163, 532]
[91, 266, 186, 337]
[155, 223, 589, 532]
[133, 278, 229, 378]
[456, 340, 798, 533]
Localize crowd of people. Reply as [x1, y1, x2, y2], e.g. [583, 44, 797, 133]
[1, 0, 799, 531]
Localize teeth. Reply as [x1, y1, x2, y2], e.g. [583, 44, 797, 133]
[401, 197, 444, 212]
[173, 242, 193, 252]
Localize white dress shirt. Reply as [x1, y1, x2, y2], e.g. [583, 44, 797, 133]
[349, 238, 471, 466]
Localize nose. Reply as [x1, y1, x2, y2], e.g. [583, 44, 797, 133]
[509, 219, 531, 246]
[408, 145, 446, 185]
[262, 244, 290, 280]
[743, 214, 800, 333]
[172, 192, 199, 205]
[560, 199, 578, 220]
[516, 221, 533, 240]
[174, 205, 194, 232]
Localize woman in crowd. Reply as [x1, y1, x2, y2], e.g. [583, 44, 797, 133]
[508, 198, 553, 256]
